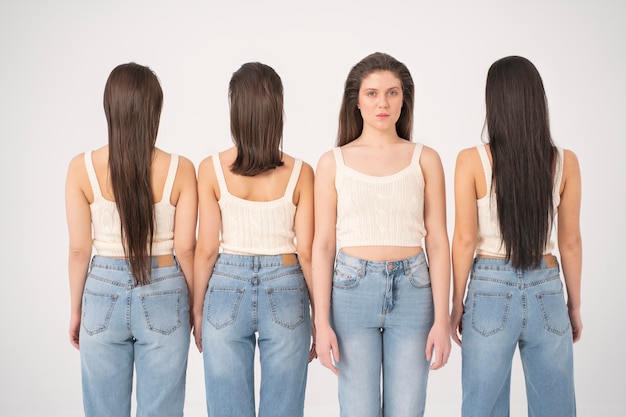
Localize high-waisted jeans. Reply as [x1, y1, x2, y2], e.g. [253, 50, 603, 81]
[202, 253, 311, 417]
[331, 250, 434, 417]
[461, 256, 576, 417]
[79, 255, 190, 417]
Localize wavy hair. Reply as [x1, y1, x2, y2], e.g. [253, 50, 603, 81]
[337, 52, 414, 146]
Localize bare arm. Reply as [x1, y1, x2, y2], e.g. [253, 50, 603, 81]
[450, 148, 479, 346]
[420, 146, 451, 370]
[311, 151, 340, 374]
[172, 156, 198, 323]
[293, 162, 316, 360]
[192, 156, 222, 352]
[557, 150, 583, 342]
[65, 154, 93, 350]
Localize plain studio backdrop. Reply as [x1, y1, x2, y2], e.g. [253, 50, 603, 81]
[1, 1, 623, 416]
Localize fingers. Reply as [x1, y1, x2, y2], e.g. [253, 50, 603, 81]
[316, 341, 340, 375]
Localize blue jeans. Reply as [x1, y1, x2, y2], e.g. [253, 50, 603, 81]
[331, 250, 434, 417]
[461, 256, 576, 417]
[202, 253, 311, 417]
[79, 255, 190, 417]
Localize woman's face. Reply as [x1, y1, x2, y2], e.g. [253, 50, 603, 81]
[357, 70, 403, 133]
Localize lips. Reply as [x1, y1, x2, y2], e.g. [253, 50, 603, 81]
[376, 113, 390, 118]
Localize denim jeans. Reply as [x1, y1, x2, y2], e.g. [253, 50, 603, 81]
[461, 256, 576, 417]
[79, 255, 190, 417]
[331, 250, 434, 417]
[202, 253, 311, 417]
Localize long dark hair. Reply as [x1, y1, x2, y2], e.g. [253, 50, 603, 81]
[337, 52, 414, 146]
[103, 62, 163, 285]
[229, 62, 284, 176]
[486, 56, 555, 270]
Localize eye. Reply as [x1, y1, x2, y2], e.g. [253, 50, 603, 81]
[366, 91, 376, 97]
[388, 89, 399, 96]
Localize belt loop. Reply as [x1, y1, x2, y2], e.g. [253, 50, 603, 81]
[253, 256, 259, 273]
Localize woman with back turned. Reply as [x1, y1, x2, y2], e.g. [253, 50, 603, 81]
[65, 62, 197, 417]
[450, 56, 583, 416]
[193, 62, 315, 417]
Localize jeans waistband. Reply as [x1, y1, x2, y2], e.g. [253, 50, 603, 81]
[215, 253, 298, 268]
[335, 249, 426, 272]
[91, 254, 176, 269]
[474, 254, 559, 271]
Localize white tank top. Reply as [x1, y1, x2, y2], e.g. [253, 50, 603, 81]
[212, 156, 302, 255]
[475, 144, 563, 257]
[85, 151, 178, 257]
[334, 143, 427, 248]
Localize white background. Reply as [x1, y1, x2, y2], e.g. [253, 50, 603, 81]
[1, 0, 624, 416]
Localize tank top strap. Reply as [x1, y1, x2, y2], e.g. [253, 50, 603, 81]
[410, 142, 424, 165]
[284, 159, 303, 199]
[333, 147, 344, 184]
[476, 145, 493, 192]
[83, 151, 104, 202]
[160, 154, 179, 204]
[211, 154, 229, 197]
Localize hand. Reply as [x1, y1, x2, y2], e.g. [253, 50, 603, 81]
[450, 304, 464, 346]
[568, 307, 583, 343]
[193, 312, 203, 353]
[426, 320, 451, 370]
[69, 313, 81, 350]
[308, 322, 318, 362]
[315, 324, 340, 375]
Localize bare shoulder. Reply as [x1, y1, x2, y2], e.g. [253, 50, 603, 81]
[561, 148, 581, 186]
[562, 149, 580, 170]
[67, 152, 86, 172]
[419, 144, 442, 163]
[316, 149, 336, 171]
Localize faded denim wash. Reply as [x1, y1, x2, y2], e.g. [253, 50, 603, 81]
[80, 255, 190, 417]
[461, 256, 576, 417]
[331, 250, 434, 417]
[202, 253, 311, 417]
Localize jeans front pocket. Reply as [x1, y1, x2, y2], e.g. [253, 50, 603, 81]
[206, 287, 245, 329]
[140, 289, 182, 335]
[407, 262, 431, 288]
[82, 289, 118, 335]
[470, 292, 512, 336]
[333, 262, 361, 289]
[266, 286, 305, 329]
[536, 290, 571, 336]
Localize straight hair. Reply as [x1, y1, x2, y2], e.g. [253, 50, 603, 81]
[337, 52, 414, 146]
[229, 62, 284, 176]
[103, 62, 163, 285]
[486, 56, 555, 270]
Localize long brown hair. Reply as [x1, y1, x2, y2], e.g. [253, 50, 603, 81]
[229, 62, 284, 176]
[486, 56, 555, 270]
[337, 52, 414, 146]
[103, 62, 163, 285]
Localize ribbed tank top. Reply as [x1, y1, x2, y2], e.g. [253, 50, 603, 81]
[334, 143, 427, 248]
[475, 144, 563, 257]
[212, 156, 302, 255]
[85, 151, 178, 257]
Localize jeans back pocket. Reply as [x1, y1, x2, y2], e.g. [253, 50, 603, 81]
[206, 287, 245, 329]
[140, 289, 183, 335]
[82, 289, 118, 336]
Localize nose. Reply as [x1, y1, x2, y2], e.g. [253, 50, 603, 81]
[378, 95, 389, 108]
